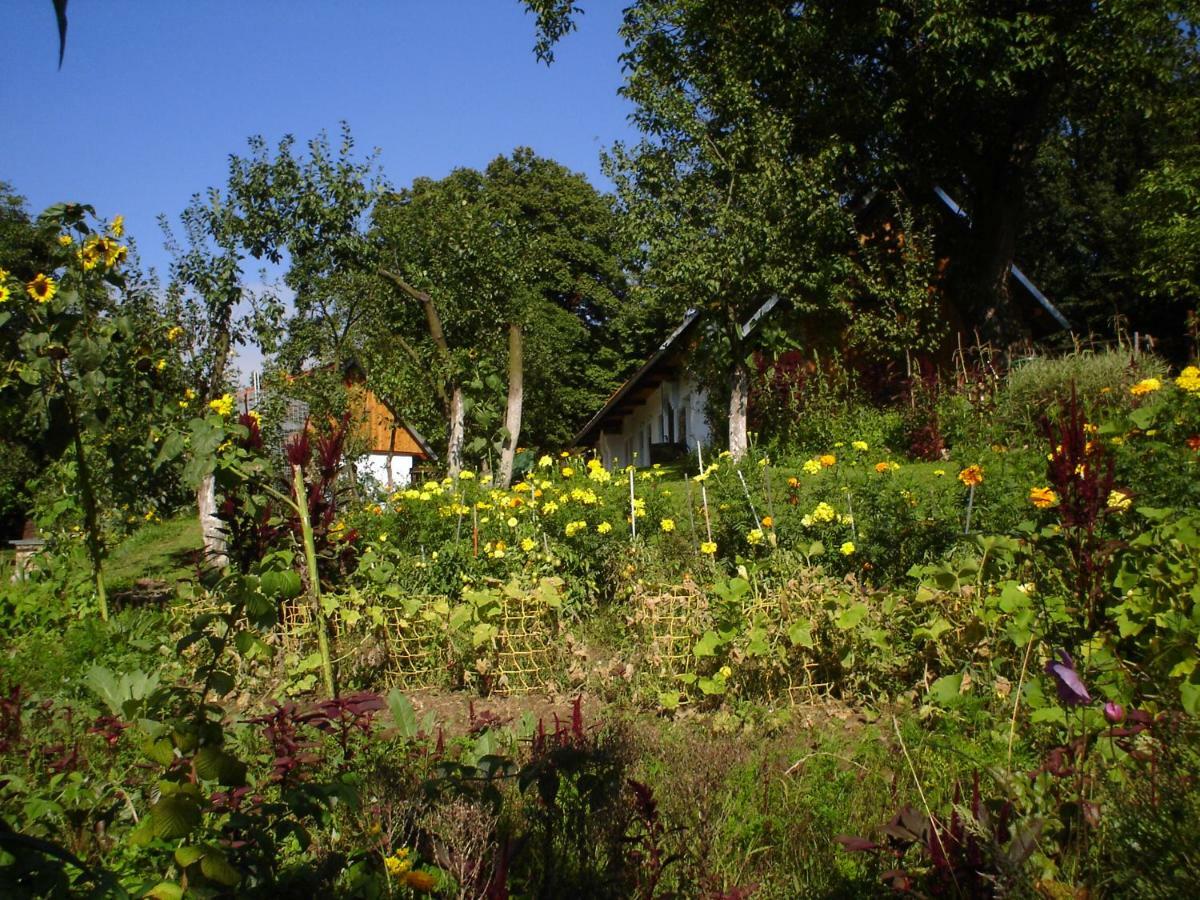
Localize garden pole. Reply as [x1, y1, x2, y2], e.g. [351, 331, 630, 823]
[628, 467, 637, 539]
[292, 464, 337, 697]
[737, 470, 762, 530]
[697, 442, 713, 543]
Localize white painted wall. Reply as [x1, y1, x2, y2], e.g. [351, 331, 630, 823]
[596, 375, 711, 468]
[358, 453, 415, 488]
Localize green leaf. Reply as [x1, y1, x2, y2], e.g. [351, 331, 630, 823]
[193, 747, 247, 786]
[141, 737, 176, 767]
[144, 883, 184, 900]
[836, 602, 868, 630]
[928, 673, 965, 707]
[386, 689, 419, 738]
[1181, 680, 1200, 715]
[149, 794, 201, 840]
[787, 620, 814, 648]
[174, 845, 205, 868]
[693, 630, 723, 658]
[200, 847, 241, 886]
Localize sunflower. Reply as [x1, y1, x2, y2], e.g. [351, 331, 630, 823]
[110, 214, 125, 238]
[26, 273, 57, 303]
[0, 284, 10, 303]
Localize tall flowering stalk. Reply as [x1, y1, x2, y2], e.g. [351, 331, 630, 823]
[1039, 387, 1120, 633]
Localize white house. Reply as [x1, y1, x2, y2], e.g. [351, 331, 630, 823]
[571, 310, 712, 468]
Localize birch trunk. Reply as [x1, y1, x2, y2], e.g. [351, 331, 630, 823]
[197, 474, 228, 568]
[728, 358, 750, 461]
[498, 323, 524, 489]
[447, 385, 466, 478]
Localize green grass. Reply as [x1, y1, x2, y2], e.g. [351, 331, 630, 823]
[105, 513, 202, 594]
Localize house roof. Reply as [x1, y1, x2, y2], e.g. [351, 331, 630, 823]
[570, 295, 782, 447]
[570, 308, 703, 447]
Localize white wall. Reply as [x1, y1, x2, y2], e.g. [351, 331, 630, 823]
[358, 453, 415, 488]
[596, 375, 710, 468]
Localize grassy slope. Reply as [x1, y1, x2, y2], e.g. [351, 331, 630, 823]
[105, 513, 203, 594]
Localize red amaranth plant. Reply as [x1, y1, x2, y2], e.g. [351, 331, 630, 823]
[1039, 386, 1123, 633]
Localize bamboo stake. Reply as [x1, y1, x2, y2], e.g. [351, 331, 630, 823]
[628, 467, 637, 539]
[697, 442, 713, 543]
[292, 464, 336, 697]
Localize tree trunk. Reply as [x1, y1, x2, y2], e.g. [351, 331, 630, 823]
[960, 182, 1024, 347]
[498, 323, 524, 489]
[728, 357, 750, 461]
[447, 385, 466, 478]
[197, 474, 228, 568]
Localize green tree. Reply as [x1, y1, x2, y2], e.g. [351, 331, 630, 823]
[534, 1, 1200, 349]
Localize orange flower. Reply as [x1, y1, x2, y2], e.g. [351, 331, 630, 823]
[761, 515, 774, 528]
[958, 465, 984, 487]
[819, 454, 836, 467]
[1028, 486, 1059, 509]
[874, 462, 892, 474]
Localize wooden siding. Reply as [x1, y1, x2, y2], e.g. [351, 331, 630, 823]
[349, 385, 428, 458]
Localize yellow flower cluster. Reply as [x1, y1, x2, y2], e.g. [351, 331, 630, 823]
[801, 501, 837, 528]
[208, 393, 235, 417]
[564, 520, 588, 537]
[660, 518, 676, 533]
[1129, 377, 1162, 396]
[700, 541, 717, 555]
[384, 848, 412, 877]
[1107, 489, 1132, 511]
[1176, 366, 1200, 393]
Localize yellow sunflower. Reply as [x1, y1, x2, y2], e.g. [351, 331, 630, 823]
[26, 273, 57, 303]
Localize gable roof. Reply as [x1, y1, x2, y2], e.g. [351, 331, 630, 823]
[571, 295, 782, 447]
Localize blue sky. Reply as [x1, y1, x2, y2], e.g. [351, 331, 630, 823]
[3, 2, 637, 280]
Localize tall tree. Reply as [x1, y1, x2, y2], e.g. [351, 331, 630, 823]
[533, 1, 1200, 348]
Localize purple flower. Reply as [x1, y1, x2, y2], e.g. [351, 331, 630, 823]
[1045, 650, 1091, 707]
[1104, 701, 1125, 724]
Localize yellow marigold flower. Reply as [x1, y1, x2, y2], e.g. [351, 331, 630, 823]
[787, 476, 799, 488]
[761, 515, 773, 528]
[958, 465, 984, 487]
[513, 481, 531, 493]
[851, 440, 868, 451]
[565, 520, 587, 537]
[506, 516, 518, 528]
[802, 459, 822, 475]
[660, 518, 676, 533]
[1129, 377, 1161, 396]
[811, 502, 836, 523]
[542, 500, 559, 514]
[521, 537, 536, 552]
[597, 521, 612, 534]
[747, 528, 764, 545]
[208, 393, 234, 417]
[819, 454, 836, 467]
[840, 541, 855, 556]
[699, 541, 717, 555]
[458, 470, 475, 480]
[403, 871, 437, 892]
[1176, 366, 1200, 393]
[26, 273, 57, 303]
[1107, 489, 1132, 511]
[933, 469, 945, 477]
[57, 234, 73, 246]
[561, 466, 574, 478]
[0, 284, 10, 304]
[1029, 486, 1059, 509]
[110, 214, 125, 238]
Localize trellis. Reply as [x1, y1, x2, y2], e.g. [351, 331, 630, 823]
[629, 585, 710, 677]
